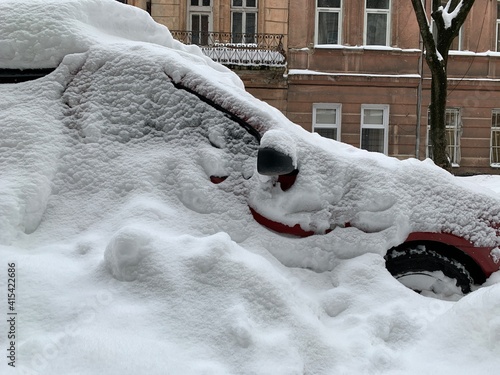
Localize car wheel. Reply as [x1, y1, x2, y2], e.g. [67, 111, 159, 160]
[385, 243, 475, 297]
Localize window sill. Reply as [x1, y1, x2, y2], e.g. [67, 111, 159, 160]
[313, 44, 421, 53]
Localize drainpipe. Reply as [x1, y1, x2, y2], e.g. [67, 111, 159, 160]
[416, 41, 424, 160]
[415, 1, 426, 160]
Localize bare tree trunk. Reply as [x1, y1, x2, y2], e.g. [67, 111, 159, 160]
[410, 0, 475, 170]
[429, 69, 448, 168]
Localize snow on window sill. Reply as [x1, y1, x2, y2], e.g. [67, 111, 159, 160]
[490, 163, 500, 168]
[313, 44, 421, 53]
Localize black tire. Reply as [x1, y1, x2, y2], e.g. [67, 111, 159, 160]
[385, 243, 475, 295]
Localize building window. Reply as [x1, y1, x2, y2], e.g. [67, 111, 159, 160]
[360, 104, 389, 154]
[427, 108, 462, 166]
[315, 0, 342, 45]
[312, 104, 342, 141]
[445, 108, 461, 166]
[497, 1, 500, 51]
[191, 0, 210, 5]
[450, 27, 463, 51]
[189, 0, 212, 45]
[491, 110, 500, 167]
[231, 0, 258, 44]
[365, 0, 391, 46]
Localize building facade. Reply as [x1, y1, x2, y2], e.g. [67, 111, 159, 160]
[287, 0, 500, 175]
[125, 0, 500, 175]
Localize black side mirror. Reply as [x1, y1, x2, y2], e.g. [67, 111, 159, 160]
[257, 147, 296, 176]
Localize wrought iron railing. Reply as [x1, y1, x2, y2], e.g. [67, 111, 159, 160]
[170, 31, 286, 67]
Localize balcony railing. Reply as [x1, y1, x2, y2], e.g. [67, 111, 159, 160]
[170, 31, 286, 67]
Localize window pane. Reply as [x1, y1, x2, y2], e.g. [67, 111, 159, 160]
[446, 128, 460, 164]
[203, 0, 210, 6]
[363, 109, 383, 124]
[232, 12, 243, 42]
[497, 3, 500, 19]
[192, 15, 200, 44]
[366, 13, 388, 45]
[450, 33, 460, 50]
[316, 128, 338, 140]
[246, 0, 257, 7]
[233, 0, 243, 6]
[318, 0, 341, 7]
[445, 109, 460, 164]
[201, 15, 209, 45]
[492, 129, 500, 164]
[361, 128, 384, 153]
[367, 0, 389, 9]
[492, 111, 500, 165]
[191, 0, 198, 6]
[445, 110, 458, 128]
[316, 108, 337, 124]
[232, 12, 242, 34]
[318, 12, 339, 44]
[497, 23, 500, 51]
[245, 12, 256, 35]
[493, 112, 500, 127]
[192, 14, 200, 31]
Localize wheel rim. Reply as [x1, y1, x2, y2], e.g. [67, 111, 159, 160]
[396, 271, 464, 299]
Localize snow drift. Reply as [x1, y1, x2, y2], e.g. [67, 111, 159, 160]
[1, 1, 500, 374]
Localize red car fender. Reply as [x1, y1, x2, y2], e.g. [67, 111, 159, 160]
[404, 232, 500, 277]
[249, 207, 316, 237]
[250, 205, 499, 277]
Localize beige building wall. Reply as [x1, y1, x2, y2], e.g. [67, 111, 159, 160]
[150, 0, 185, 29]
[142, 1, 288, 38]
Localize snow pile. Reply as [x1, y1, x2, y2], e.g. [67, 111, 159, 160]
[0, 0, 170, 69]
[1, 1, 500, 374]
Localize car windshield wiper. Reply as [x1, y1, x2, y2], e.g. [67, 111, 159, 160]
[166, 73, 262, 142]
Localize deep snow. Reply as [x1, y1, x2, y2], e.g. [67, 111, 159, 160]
[1, 1, 500, 374]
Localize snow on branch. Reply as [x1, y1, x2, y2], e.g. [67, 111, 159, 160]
[439, 0, 463, 29]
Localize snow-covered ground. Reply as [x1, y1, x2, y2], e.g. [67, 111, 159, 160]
[1, 1, 500, 374]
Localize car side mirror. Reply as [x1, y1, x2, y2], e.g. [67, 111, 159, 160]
[257, 147, 296, 176]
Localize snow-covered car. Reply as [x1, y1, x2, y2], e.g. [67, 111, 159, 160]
[4, 2, 500, 374]
[1, 0, 499, 302]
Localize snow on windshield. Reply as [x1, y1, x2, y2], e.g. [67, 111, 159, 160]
[1, 1, 500, 374]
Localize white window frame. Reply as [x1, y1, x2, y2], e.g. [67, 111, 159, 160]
[426, 108, 462, 167]
[315, 0, 342, 45]
[364, 0, 391, 46]
[312, 103, 342, 141]
[491, 109, 500, 167]
[452, 27, 463, 51]
[190, 0, 211, 7]
[497, 1, 500, 51]
[188, 0, 213, 45]
[445, 108, 461, 167]
[360, 104, 389, 154]
[231, 0, 258, 44]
